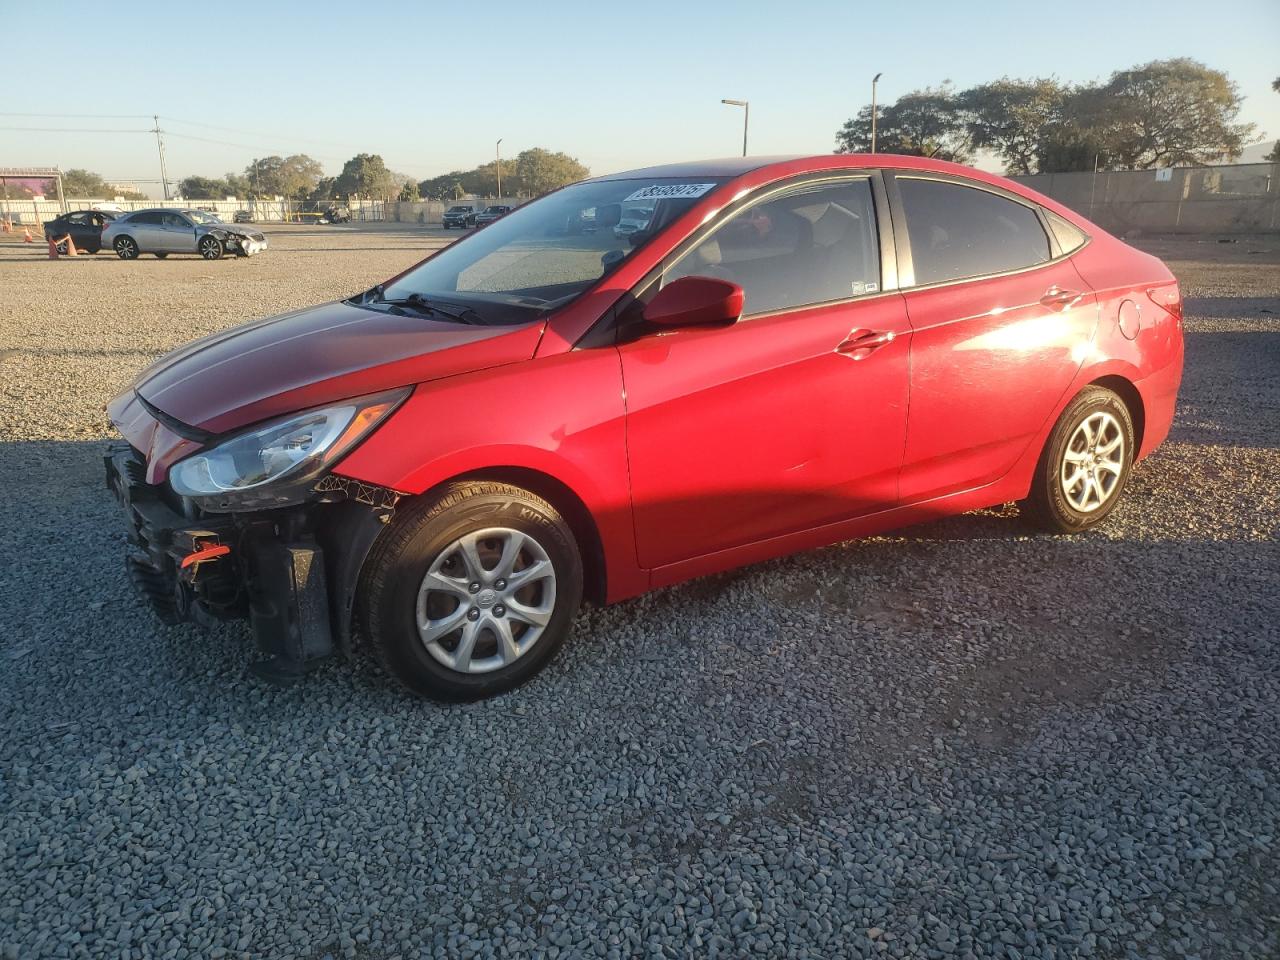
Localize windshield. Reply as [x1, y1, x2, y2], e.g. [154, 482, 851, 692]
[187, 210, 222, 224]
[447, 206, 469, 213]
[377, 177, 726, 325]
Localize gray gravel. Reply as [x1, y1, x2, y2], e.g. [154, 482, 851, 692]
[1, 226, 1277, 959]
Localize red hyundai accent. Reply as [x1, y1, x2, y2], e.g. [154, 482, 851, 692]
[106, 155, 1183, 700]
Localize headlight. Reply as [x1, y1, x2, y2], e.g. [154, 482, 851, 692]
[168, 388, 408, 510]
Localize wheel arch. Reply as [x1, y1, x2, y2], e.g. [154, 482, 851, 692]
[444, 466, 608, 606]
[1088, 374, 1146, 454]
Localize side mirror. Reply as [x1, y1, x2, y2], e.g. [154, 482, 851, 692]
[643, 276, 744, 329]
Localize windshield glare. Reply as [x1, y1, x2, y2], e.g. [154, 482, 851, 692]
[378, 177, 726, 324]
[187, 210, 222, 224]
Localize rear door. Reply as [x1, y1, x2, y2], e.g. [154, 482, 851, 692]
[125, 212, 165, 250]
[888, 173, 1098, 503]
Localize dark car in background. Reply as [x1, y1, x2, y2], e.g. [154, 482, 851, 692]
[233, 210, 254, 224]
[43, 209, 123, 254]
[442, 204, 481, 229]
[473, 204, 512, 227]
[324, 205, 351, 224]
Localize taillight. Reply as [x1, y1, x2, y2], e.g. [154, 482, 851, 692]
[1147, 282, 1182, 325]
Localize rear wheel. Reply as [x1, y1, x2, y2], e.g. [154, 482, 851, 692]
[198, 235, 223, 260]
[154, 252, 169, 259]
[360, 481, 583, 701]
[113, 236, 138, 260]
[1022, 386, 1135, 533]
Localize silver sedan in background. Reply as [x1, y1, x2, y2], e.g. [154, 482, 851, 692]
[101, 209, 268, 260]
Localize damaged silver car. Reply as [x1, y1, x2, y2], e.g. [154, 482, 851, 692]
[101, 208, 269, 260]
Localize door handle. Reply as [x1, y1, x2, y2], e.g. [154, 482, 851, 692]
[1040, 286, 1083, 309]
[836, 329, 895, 358]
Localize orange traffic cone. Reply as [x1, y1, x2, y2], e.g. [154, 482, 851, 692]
[1, 219, 10, 233]
[48, 236, 59, 259]
[62, 235, 77, 256]
[24, 227, 35, 243]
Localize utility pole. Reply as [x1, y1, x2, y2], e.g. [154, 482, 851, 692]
[495, 138, 503, 200]
[870, 73, 882, 154]
[152, 115, 170, 200]
[721, 99, 749, 156]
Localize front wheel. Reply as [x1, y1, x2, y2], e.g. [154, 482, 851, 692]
[1021, 385, 1135, 533]
[198, 235, 223, 260]
[360, 481, 584, 701]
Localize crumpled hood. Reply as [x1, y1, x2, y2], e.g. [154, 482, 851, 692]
[127, 300, 543, 434]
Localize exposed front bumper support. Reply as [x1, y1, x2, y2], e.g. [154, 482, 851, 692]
[105, 443, 335, 682]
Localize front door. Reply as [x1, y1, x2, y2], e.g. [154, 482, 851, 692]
[160, 212, 196, 252]
[618, 176, 911, 569]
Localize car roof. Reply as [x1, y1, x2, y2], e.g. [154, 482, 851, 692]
[590, 153, 1008, 185]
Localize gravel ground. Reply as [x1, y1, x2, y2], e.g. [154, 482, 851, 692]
[1, 226, 1277, 959]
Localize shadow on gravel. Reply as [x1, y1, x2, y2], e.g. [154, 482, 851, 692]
[1183, 296, 1280, 318]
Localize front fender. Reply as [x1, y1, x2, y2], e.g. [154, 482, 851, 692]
[332, 347, 648, 602]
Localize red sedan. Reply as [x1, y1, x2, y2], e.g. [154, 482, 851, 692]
[106, 155, 1183, 700]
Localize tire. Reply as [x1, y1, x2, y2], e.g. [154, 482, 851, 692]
[55, 239, 69, 255]
[1021, 385, 1135, 533]
[114, 236, 139, 260]
[154, 252, 169, 259]
[198, 235, 224, 260]
[360, 480, 584, 701]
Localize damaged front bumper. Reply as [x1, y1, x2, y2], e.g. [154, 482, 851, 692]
[105, 442, 392, 683]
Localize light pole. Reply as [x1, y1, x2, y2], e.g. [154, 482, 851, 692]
[495, 138, 503, 200]
[870, 73, 882, 154]
[721, 99, 749, 156]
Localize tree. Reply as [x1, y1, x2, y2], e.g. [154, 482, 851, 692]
[61, 169, 111, 197]
[835, 86, 970, 162]
[398, 179, 421, 201]
[959, 78, 1067, 175]
[243, 154, 324, 198]
[335, 153, 397, 199]
[178, 175, 231, 199]
[1267, 77, 1279, 162]
[1035, 129, 1110, 173]
[58, 169, 143, 199]
[1088, 59, 1254, 168]
[418, 172, 468, 201]
[513, 148, 589, 196]
[224, 172, 251, 197]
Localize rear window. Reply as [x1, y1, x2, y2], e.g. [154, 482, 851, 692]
[898, 178, 1050, 285]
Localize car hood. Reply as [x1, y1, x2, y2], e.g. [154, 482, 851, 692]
[125, 300, 544, 435]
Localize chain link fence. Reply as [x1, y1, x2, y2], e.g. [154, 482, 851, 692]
[1015, 162, 1280, 234]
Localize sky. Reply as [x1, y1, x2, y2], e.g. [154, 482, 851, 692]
[3, 0, 1277, 197]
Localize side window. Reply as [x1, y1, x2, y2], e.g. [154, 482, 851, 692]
[67, 212, 89, 225]
[664, 178, 881, 317]
[1045, 209, 1087, 254]
[163, 213, 190, 229]
[898, 178, 1050, 285]
[132, 213, 160, 225]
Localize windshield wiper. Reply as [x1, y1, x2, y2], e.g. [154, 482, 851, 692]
[366, 290, 485, 325]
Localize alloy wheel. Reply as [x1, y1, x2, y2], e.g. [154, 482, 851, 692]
[1060, 411, 1125, 513]
[115, 237, 137, 259]
[415, 527, 557, 674]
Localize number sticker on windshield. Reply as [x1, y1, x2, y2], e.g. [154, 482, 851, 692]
[623, 183, 717, 202]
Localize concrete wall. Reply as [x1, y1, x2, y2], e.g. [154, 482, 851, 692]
[1014, 163, 1280, 234]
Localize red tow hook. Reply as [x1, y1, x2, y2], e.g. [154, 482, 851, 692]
[179, 543, 231, 570]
